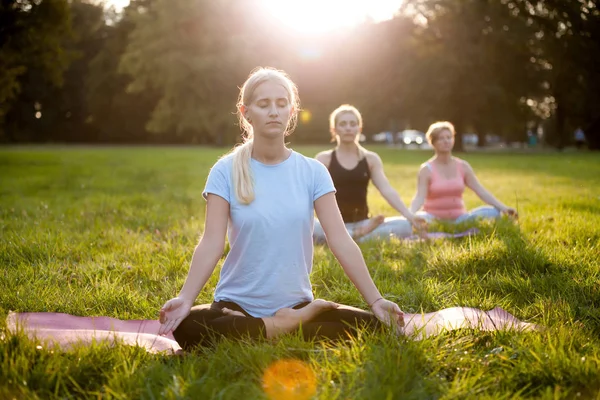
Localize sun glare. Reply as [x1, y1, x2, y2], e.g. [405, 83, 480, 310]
[103, 0, 404, 34]
[102, 0, 129, 11]
[261, 0, 404, 34]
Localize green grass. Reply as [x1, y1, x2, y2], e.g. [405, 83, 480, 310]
[1, 145, 599, 399]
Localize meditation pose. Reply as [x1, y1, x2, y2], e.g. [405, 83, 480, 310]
[313, 105, 427, 244]
[411, 121, 517, 223]
[8, 70, 534, 354]
[157, 69, 405, 350]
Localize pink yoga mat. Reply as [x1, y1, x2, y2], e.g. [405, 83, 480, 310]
[6, 306, 536, 353]
[6, 312, 181, 354]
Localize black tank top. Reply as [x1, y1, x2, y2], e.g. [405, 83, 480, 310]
[328, 150, 370, 223]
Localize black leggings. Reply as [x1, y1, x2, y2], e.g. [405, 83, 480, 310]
[173, 301, 381, 350]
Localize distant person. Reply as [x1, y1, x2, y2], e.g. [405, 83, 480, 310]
[386, 131, 394, 146]
[574, 128, 586, 150]
[410, 121, 517, 223]
[527, 130, 538, 148]
[313, 105, 427, 243]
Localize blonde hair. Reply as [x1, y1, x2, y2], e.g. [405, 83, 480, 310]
[426, 121, 456, 144]
[230, 67, 300, 204]
[329, 104, 367, 158]
[329, 104, 363, 143]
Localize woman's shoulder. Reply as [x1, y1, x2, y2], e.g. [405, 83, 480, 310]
[452, 156, 471, 168]
[314, 149, 334, 167]
[418, 159, 435, 177]
[298, 151, 328, 169]
[213, 152, 235, 169]
[362, 149, 383, 167]
[452, 157, 473, 177]
[315, 149, 333, 160]
[420, 157, 435, 169]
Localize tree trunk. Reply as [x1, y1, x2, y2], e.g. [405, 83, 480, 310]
[586, 117, 600, 150]
[476, 129, 486, 148]
[453, 122, 465, 152]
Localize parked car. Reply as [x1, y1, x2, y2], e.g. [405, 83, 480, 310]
[462, 133, 479, 146]
[397, 130, 426, 146]
[372, 131, 395, 144]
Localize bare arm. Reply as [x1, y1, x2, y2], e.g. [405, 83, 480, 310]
[177, 194, 229, 300]
[368, 153, 419, 225]
[410, 166, 431, 213]
[158, 194, 229, 334]
[314, 193, 403, 325]
[315, 194, 380, 303]
[314, 151, 332, 168]
[462, 161, 511, 211]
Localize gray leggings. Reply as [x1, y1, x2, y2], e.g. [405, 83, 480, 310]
[416, 205, 501, 223]
[313, 216, 413, 244]
[313, 206, 501, 244]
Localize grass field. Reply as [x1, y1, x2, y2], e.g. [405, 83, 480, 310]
[1, 145, 599, 399]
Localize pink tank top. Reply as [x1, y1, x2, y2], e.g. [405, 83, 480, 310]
[423, 159, 467, 220]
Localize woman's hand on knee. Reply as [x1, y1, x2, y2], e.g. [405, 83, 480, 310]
[501, 207, 518, 219]
[158, 297, 193, 335]
[371, 298, 405, 328]
[411, 216, 429, 236]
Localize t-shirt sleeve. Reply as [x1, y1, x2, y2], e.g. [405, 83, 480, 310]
[313, 160, 336, 201]
[202, 159, 231, 203]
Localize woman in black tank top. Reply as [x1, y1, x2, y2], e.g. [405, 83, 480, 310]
[329, 149, 370, 223]
[313, 105, 427, 243]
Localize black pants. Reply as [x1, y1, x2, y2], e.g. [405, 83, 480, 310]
[173, 301, 381, 350]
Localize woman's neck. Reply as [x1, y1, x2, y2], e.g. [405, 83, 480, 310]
[434, 152, 453, 164]
[252, 136, 290, 164]
[336, 141, 359, 156]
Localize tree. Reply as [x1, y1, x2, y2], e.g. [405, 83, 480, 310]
[85, 0, 158, 143]
[397, 0, 539, 148]
[120, 0, 260, 144]
[0, 0, 72, 141]
[507, 0, 600, 149]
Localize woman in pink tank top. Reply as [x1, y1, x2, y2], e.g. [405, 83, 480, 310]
[410, 121, 517, 223]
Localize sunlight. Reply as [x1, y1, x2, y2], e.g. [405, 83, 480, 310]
[102, 0, 129, 11]
[262, 0, 404, 33]
[102, 0, 404, 32]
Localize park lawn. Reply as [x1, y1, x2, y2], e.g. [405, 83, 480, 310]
[0, 145, 599, 399]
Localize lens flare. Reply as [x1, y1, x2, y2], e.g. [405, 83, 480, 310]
[300, 110, 312, 124]
[262, 359, 317, 400]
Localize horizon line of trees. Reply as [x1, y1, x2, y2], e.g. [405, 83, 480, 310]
[1, 0, 599, 150]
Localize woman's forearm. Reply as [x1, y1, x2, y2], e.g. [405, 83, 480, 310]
[410, 195, 425, 214]
[382, 189, 414, 220]
[178, 237, 224, 301]
[476, 189, 507, 210]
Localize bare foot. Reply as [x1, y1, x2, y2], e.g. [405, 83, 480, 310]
[221, 307, 245, 317]
[274, 299, 338, 321]
[264, 299, 338, 339]
[352, 215, 385, 240]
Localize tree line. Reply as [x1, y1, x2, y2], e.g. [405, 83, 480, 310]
[1, 0, 599, 149]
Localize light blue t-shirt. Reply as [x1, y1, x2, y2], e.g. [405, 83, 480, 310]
[202, 150, 335, 317]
